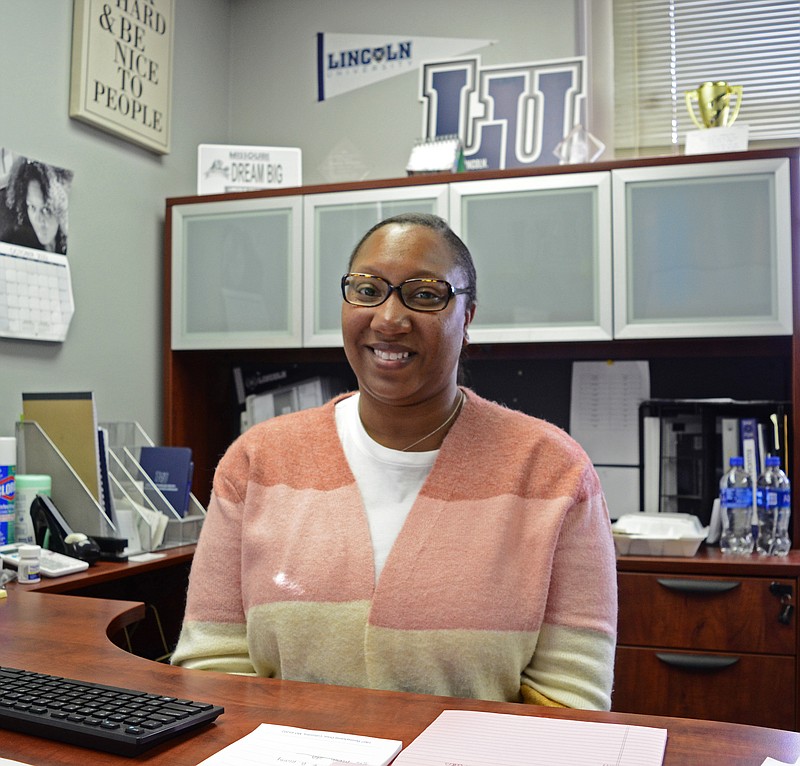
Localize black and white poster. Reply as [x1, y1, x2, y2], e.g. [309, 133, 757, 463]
[0, 148, 76, 342]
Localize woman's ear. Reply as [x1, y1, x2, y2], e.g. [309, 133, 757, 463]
[463, 304, 476, 345]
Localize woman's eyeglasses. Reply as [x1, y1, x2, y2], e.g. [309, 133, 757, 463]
[341, 273, 469, 313]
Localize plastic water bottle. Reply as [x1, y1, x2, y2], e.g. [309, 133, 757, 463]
[756, 455, 791, 556]
[719, 456, 754, 555]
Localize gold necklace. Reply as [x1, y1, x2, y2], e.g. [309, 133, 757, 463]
[401, 391, 465, 452]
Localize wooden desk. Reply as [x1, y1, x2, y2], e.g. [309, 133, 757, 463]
[1, 588, 799, 765]
[7, 545, 195, 660]
[19, 544, 196, 595]
[616, 549, 800, 730]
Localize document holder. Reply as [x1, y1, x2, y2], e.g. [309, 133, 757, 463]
[15, 420, 205, 554]
[15, 420, 117, 540]
[99, 421, 205, 552]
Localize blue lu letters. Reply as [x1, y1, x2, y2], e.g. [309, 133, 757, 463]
[419, 56, 586, 170]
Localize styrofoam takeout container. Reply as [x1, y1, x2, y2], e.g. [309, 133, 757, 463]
[611, 513, 709, 557]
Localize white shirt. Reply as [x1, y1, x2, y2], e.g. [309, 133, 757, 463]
[335, 393, 437, 580]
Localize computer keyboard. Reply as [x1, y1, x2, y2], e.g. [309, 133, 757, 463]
[0, 666, 224, 756]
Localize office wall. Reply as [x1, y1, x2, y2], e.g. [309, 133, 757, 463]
[0, 0, 610, 447]
[226, 0, 609, 185]
[0, 0, 231, 441]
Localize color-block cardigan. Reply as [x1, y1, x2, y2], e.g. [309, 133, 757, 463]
[172, 389, 617, 710]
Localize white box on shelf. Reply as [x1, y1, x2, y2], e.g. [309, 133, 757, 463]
[612, 512, 709, 557]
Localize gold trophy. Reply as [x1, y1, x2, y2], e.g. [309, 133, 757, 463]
[685, 81, 743, 129]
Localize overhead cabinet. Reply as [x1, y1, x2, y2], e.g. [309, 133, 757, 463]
[168, 153, 793, 351]
[170, 195, 303, 350]
[303, 185, 449, 347]
[612, 158, 792, 339]
[448, 172, 613, 343]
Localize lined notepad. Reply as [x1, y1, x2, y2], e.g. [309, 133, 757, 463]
[393, 710, 667, 766]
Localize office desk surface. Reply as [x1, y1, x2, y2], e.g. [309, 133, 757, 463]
[1, 589, 799, 765]
[18, 544, 197, 593]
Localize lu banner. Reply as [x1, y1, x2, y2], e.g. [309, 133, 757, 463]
[317, 32, 494, 102]
[419, 55, 587, 170]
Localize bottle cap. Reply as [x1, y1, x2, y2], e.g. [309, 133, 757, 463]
[18, 544, 41, 557]
[730, 456, 744, 466]
[15, 474, 52, 492]
[0, 437, 15, 466]
[766, 456, 781, 466]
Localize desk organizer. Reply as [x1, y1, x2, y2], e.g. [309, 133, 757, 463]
[101, 421, 205, 551]
[15, 420, 205, 554]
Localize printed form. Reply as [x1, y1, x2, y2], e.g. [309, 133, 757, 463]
[194, 723, 401, 766]
[569, 360, 651, 519]
[392, 710, 667, 766]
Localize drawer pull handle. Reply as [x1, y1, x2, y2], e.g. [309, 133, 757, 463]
[656, 578, 740, 594]
[656, 653, 740, 671]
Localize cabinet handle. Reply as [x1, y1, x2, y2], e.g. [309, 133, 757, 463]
[656, 578, 740, 594]
[656, 653, 740, 670]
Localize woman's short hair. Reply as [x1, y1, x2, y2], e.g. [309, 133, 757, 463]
[348, 212, 477, 306]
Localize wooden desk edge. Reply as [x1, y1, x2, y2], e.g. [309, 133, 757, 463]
[1, 586, 800, 766]
[617, 546, 800, 576]
[17, 544, 196, 594]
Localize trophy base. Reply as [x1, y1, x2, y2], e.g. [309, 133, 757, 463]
[685, 125, 749, 156]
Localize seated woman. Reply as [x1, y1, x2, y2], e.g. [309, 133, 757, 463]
[171, 212, 617, 710]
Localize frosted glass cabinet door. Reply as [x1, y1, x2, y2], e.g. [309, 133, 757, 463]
[449, 173, 613, 342]
[303, 185, 449, 347]
[171, 196, 303, 349]
[613, 158, 792, 339]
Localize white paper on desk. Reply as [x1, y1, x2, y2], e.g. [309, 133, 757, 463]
[195, 723, 402, 766]
[570, 360, 650, 466]
[761, 756, 800, 766]
[595, 465, 641, 519]
[392, 710, 667, 766]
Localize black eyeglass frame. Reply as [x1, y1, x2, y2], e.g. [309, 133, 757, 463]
[341, 272, 470, 313]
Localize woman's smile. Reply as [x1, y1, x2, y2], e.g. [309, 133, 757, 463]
[370, 345, 413, 363]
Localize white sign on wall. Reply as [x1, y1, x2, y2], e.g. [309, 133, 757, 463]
[197, 145, 302, 195]
[69, 0, 174, 155]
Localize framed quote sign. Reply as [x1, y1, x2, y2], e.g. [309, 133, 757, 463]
[69, 0, 174, 155]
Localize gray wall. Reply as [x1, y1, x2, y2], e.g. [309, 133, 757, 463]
[227, 0, 600, 185]
[0, 0, 610, 444]
[0, 0, 231, 440]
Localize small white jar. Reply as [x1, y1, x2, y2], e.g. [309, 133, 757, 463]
[17, 544, 41, 584]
